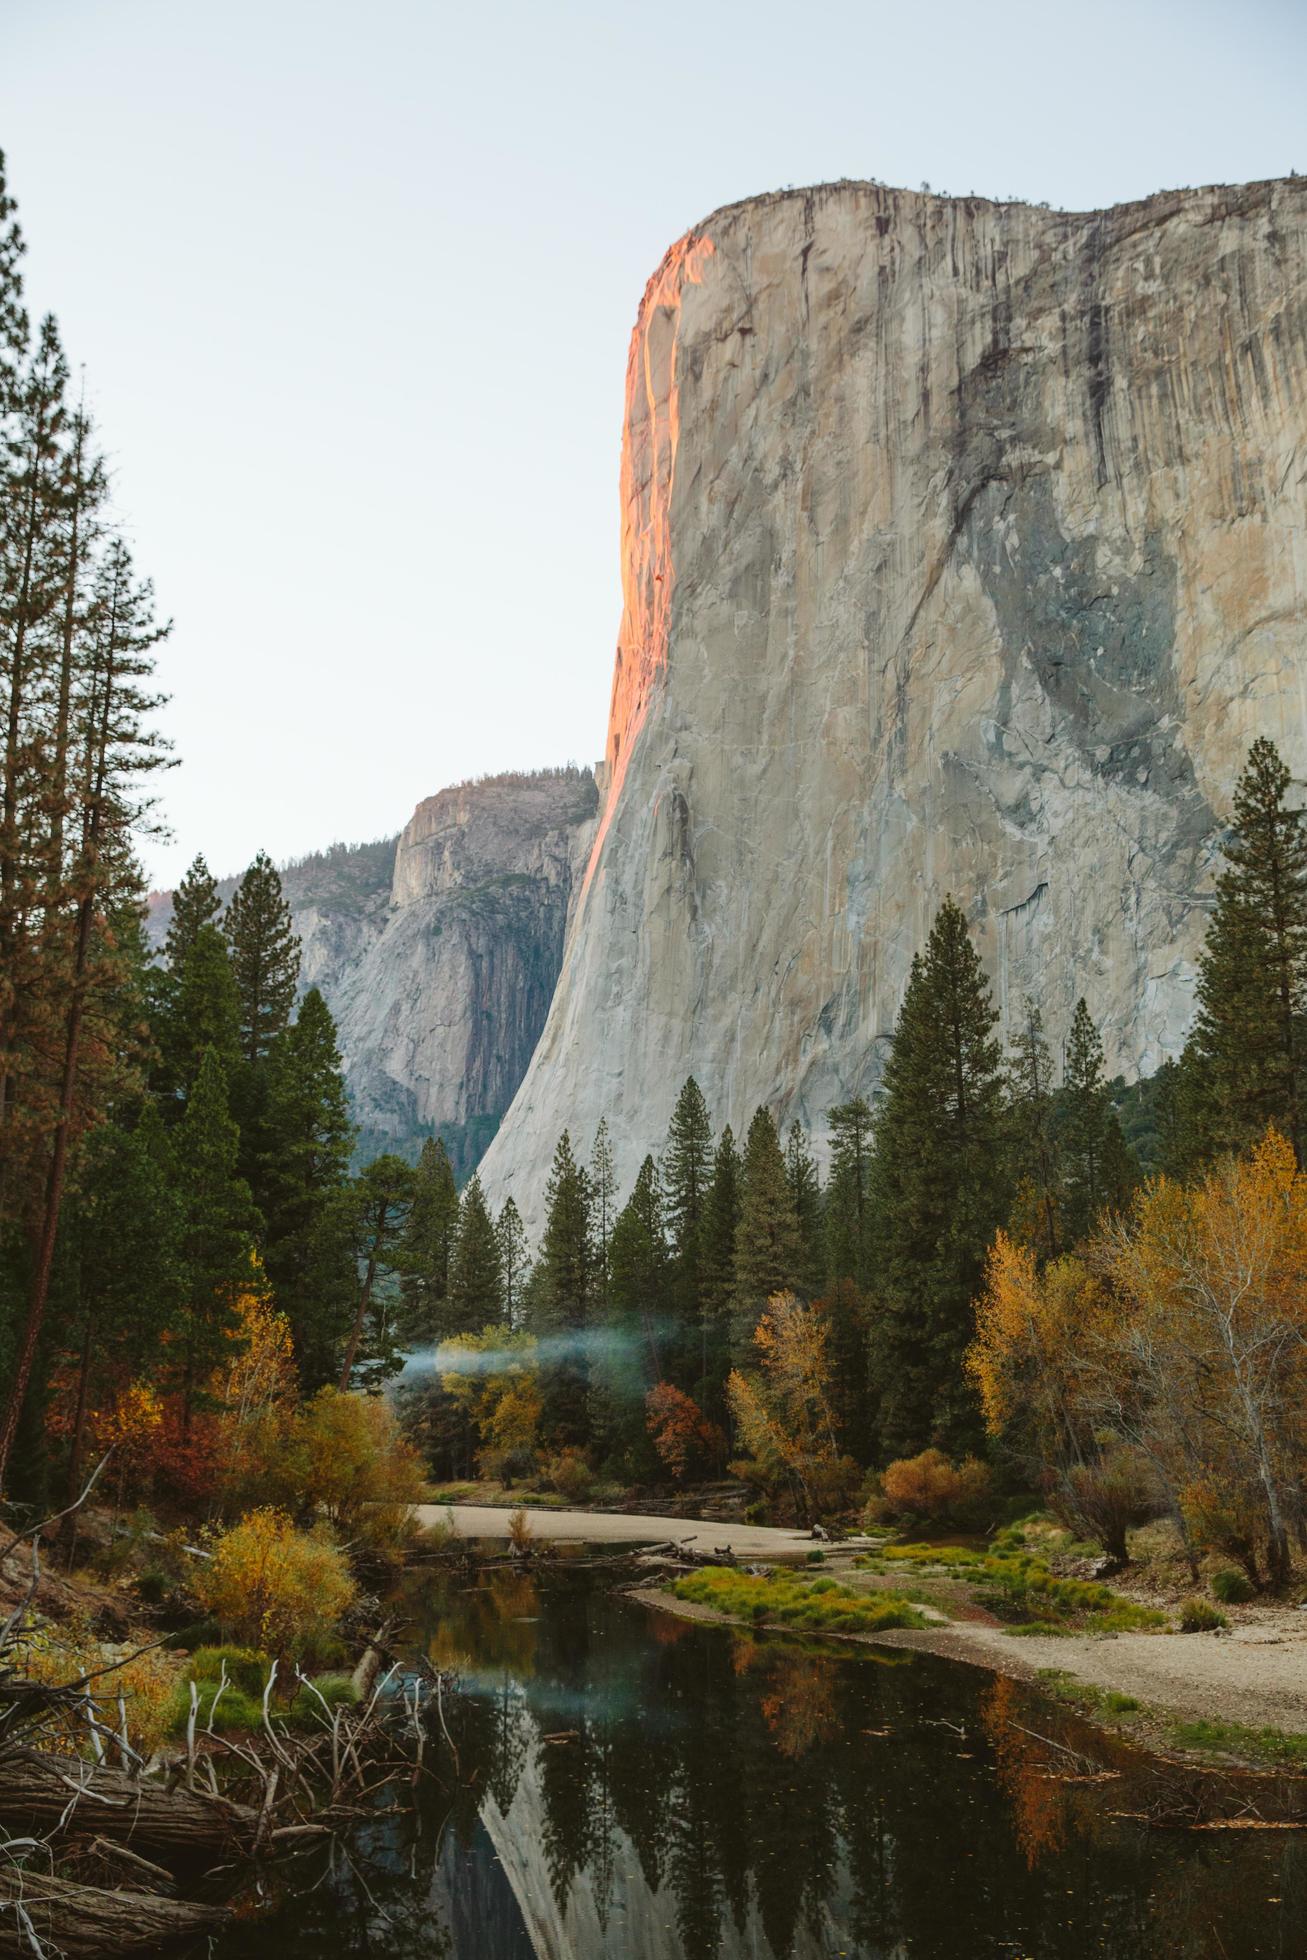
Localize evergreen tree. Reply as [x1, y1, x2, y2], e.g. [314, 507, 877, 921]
[159, 920, 241, 1106]
[824, 1098, 874, 1289]
[699, 1125, 741, 1419]
[1189, 737, 1307, 1162]
[731, 1107, 802, 1362]
[396, 1137, 461, 1343]
[1060, 998, 1134, 1243]
[496, 1197, 530, 1328]
[163, 854, 221, 970]
[448, 1173, 505, 1334]
[338, 1152, 414, 1389]
[224, 850, 301, 1066]
[1007, 997, 1060, 1256]
[868, 898, 1010, 1458]
[590, 1119, 616, 1306]
[662, 1078, 713, 1381]
[53, 1107, 181, 1492]
[593, 1155, 667, 1473]
[173, 1049, 257, 1428]
[258, 987, 356, 1386]
[784, 1119, 824, 1296]
[529, 1131, 595, 1446]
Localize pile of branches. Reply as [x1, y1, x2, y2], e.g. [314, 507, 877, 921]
[0, 1466, 454, 1955]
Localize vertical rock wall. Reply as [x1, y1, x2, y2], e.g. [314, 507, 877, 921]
[481, 177, 1307, 1221]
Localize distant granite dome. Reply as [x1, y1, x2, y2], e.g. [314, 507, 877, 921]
[148, 766, 597, 1177]
[480, 175, 1307, 1224]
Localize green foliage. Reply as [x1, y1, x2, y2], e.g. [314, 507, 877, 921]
[1179, 1595, 1228, 1632]
[172, 1049, 257, 1420]
[1189, 737, 1307, 1162]
[224, 850, 301, 1066]
[868, 898, 1011, 1458]
[825, 1098, 874, 1289]
[1210, 1567, 1256, 1604]
[396, 1136, 461, 1344]
[1058, 998, 1138, 1243]
[529, 1132, 595, 1446]
[190, 1645, 274, 1697]
[671, 1567, 926, 1635]
[731, 1107, 802, 1360]
[448, 1173, 504, 1332]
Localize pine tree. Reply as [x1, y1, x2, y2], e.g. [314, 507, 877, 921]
[590, 1119, 616, 1306]
[698, 1125, 740, 1418]
[1189, 737, 1307, 1162]
[784, 1119, 824, 1296]
[224, 850, 300, 1066]
[173, 1049, 257, 1429]
[1060, 998, 1123, 1243]
[160, 920, 241, 1104]
[164, 855, 221, 970]
[662, 1078, 713, 1380]
[731, 1107, 802, 1361]
[1007, 997, 1060, 1256]
[868, 898, 1010, 1459]
[339, 1153, 414, 1389]
[448, 1173, 505, 1334]
[258, 987, 356, 1386]
[53, 1107, 181, 1492]
[396, 1137, 461, 1343]
[530, 1131, 594, 1446]
[593, 1155, 667, 1473]
[496, 1197, 530, 1329]
[824, 1098, 874, 1289]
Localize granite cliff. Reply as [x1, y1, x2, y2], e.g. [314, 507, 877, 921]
[480, 175, 1307, 1221]
[149, 767, 597, 1175]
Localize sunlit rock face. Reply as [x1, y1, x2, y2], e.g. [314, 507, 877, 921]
[147, 768, 597, 1175]
[481, 175, 1307, 1222]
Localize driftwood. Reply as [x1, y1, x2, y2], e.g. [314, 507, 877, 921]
[0, 1744, 257, 1856]
[0, 1869, 229, 1955]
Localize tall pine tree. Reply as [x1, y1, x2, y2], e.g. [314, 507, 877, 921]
[224, 850, 300, 1067]
[731, 1107, 802, 1362]
[528, 1131, 594, 1446]
[173, 1049, 257, 1430]
[1189, 737, 1307, 1162]
[448, 1173, 505, 1334]
[396, 1137, 461, 1344]
[868, 898, 1009, 1458]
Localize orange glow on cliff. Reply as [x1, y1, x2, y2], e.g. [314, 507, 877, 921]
[582, 231, 715, 895]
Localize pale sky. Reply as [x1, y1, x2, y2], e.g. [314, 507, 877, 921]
[4, 0, 1305, 888]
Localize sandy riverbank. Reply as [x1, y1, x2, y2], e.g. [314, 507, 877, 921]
[413, 1503, 844, 1559]
[630, 1584, 1307, 1740]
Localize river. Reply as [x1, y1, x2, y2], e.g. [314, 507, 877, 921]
[208, 1560, 1304, 1958]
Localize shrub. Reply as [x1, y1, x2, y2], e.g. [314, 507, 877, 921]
[286, 1672, 359, 1730]
[190, 1645, 274, 1697]
[1060, 1448, 1164, 1563]
[1210, 1567, 1255, 1605]
[878, 1449, 993, 1529]
[507, 1507, 534, 1551]
[543, 1447, 595, 1504]
[194, 1510, 358, 1661]
[168, 1680, 264, 1736]
[1179, 1595, 1228, 1633]
[645, 1383, 726, 1482]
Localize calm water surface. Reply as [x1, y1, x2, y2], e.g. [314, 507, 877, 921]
[211, 1562, 1305, 1959]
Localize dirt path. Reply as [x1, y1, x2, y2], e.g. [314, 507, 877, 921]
[413, 1503, 840, 1559]
[635, 1585, 1307, 1735]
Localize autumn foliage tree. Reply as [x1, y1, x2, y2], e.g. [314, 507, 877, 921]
[645, 1382, 724, 1483]
[726, 1293, 860, 1522]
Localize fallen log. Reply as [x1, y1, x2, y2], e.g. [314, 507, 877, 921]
[0, 1745, 257, 1857]
[0, 1869, 229, 1954]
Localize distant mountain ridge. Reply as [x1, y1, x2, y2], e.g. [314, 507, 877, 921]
[147, 766, 598, 1178]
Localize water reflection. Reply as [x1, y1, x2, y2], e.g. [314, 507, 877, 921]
[211, 1564, 1305, 1959]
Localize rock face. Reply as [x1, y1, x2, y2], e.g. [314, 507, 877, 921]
[149, 768, 598, 1175]
[481, 175, 1307, 1222]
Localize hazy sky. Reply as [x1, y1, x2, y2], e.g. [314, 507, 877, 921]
[4, 0, 1305, 888]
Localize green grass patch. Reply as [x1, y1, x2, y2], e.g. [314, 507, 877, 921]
[1167, 1718, 1307, 1769]
[671, 1568, 925, 1636]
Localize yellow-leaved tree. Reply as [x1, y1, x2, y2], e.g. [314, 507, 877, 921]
[726, 1293, 860, 1523]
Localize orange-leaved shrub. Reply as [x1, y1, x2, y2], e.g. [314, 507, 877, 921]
[645, 1382, 725, 1483]
[873, 1448, 993, 1530]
